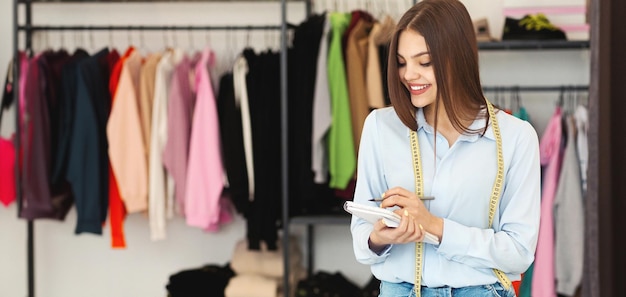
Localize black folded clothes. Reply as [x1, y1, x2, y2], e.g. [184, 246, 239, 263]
[502, 13, 567, 40]
[296, 271, 380, 297]
[166, 263, 235, 297]
[166, 265, 379, 297]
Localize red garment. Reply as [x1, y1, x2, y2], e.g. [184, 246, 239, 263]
[513, 279, 521, 296]
[108, 165, 126, 248]
[0, 136, 15, 207]
[107, 47, 131, 249]
[1, 60, 16, 207]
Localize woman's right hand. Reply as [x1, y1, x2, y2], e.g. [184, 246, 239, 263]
[368, 208, 425, 253]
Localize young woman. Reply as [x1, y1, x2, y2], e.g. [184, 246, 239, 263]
[349, 0, 540, 296]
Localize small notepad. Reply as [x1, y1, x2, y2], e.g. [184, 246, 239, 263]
[344, 201, 440, 245]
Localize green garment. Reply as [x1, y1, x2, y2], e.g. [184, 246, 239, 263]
[327, 12, 355, 190]
[515, 106, 531, 297]
[519, 262, 534, 297]
[514, 106, 530, 121]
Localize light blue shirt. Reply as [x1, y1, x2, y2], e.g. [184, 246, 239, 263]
[350, 107, 541, 288]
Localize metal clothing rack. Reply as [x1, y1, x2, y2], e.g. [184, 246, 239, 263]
[18, 25, 290, 31]
[12, 0, 300, 296]
[482, 84, 589, 113]
[482, 84, 589, 92]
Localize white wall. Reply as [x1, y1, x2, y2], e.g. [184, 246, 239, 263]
[0, 1, 589, 297]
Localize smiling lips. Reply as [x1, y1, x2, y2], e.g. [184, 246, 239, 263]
[408, 83, 431, 96]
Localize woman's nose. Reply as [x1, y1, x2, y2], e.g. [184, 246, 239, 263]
[404, 64, 420, 81]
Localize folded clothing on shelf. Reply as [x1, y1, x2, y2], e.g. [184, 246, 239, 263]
[296, 271, 363, 297]
[230, 236, 303, 279]
[502, 13, 567, 40]
[474, 18, 495, 42]
[166, 263, 235, 297]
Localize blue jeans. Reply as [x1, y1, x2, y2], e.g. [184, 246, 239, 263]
[379, 281, 516, 297]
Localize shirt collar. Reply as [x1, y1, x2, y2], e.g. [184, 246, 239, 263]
[413, 108, 496, 142]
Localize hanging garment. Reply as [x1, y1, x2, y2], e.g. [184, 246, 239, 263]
[518, 263, 534, 297]
[532, 107, 563, 297]
[375, 15, 396, 106]
[345, 10, 374, 155]
[40, 49, 73, 220]
[311, 14, 332, 184]
[0, 136, 14, 207]
[554, 115, 584, 296]
[107, 49, 148, 213]
[52, 48, 89, 218]
[217, 72, 250, 217]
[149, 49, 183, 241]
[67, 48, 111, 234]
[366, 20, 386, 109]
[327, 12, 356, 190]
[163, 53, 198, 215]
[574, 105, 588, 192]
[1, 60, 16, 207]
[243, 48, 282, 251]
[20, 53, 59, 220]
[184, 47, 232, 231]
[514, 106, 530, 121]
[233, 54, 254, 203]
[289, 13, 325, 215]
[138, 52, 162, 166]
[107, 47, 128, 248]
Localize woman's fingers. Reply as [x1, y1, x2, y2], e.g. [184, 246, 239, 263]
[416, 223, 425, 242]
[380, 187, 422, 209]
[373, 208, 427, 245]
[383, 186, 413, 198]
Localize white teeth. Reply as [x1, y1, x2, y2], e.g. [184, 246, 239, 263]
[410, 85, 428, 91]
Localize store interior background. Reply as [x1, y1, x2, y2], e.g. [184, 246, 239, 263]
[0, 0, 589, 296]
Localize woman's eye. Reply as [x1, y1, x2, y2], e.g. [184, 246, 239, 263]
[397, 61, 406, 67]
[420, 62, 432, 67]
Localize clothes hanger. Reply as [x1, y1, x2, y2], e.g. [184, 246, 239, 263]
[109, 27, 115, 50]
[59, 30, 66, 52]
[205, 30, 212, 50]
[138, 28, 151, 56]
[89, 30, 96, 52]
[187, 28, 196, 56]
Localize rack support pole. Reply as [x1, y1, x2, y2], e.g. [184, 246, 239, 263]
[280, 0, 290, 296]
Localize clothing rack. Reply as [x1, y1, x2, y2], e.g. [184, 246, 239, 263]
[483, 84, 589, 112]
[12, 1, 298, 296]
[482, 85, 589, 92]
[18, 24, 293, 31]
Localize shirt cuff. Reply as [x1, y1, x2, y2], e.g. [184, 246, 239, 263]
[368, 238, 392, 256]
[435, 218, 472, 261]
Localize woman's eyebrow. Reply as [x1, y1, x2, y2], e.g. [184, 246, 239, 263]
[397, 51, 429, 59]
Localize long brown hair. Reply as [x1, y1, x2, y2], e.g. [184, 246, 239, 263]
[387, 0, 489, 134]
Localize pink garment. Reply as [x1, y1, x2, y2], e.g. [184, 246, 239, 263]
[21, 53, 57, 219]
[19, 52, 28, 121]
[532, 107, 563, 297]
[184, 47, 231, 231]
[18, 52, 29, 173]
[0, 136, 15, 207]
[162, 54, 197, 215]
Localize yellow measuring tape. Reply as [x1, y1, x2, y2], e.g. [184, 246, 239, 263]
[409, 100, 511, 296]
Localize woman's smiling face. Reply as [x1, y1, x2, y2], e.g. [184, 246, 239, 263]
[396, 29, 437, 109]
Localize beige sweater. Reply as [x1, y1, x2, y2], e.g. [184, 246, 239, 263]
[107, 50, 148, 213]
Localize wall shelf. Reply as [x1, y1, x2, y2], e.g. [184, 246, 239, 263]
[290, 214, 351, 225]
[289, 213, 350, 277]
[478, 40, 590, 50]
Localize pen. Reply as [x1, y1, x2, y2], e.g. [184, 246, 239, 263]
[368, 196, 435, 202]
